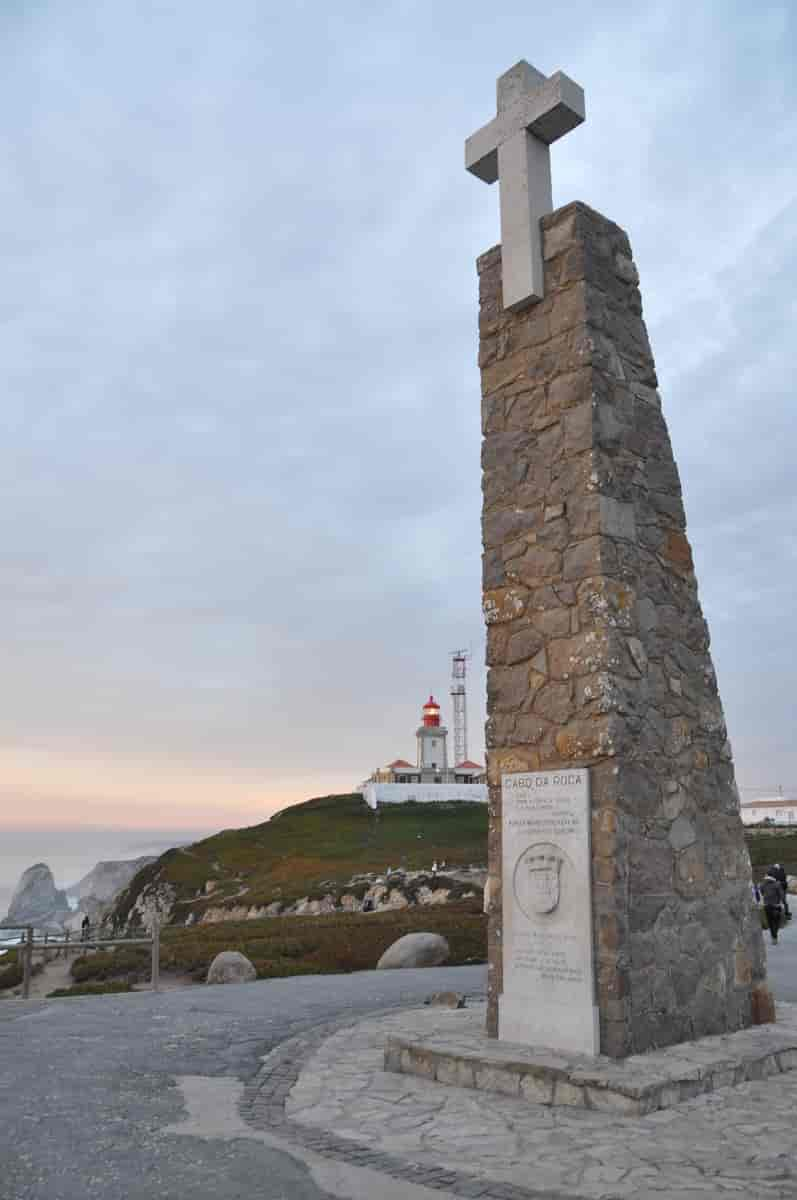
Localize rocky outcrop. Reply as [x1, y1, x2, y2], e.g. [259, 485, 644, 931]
[191, 870, 484, 926]
[200, 904, 270, 924]
[377, 932, 450, 969]
[67, 857, 156, 904]
[125, 881, 176, 934]
[206, 950, 257, 985]
[5, 864, 70, 928]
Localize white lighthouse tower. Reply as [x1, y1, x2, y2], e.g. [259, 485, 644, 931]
[416, 695, 449, 781]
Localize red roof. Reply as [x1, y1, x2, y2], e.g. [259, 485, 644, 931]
[388, 759, 414, 768]
[423, 695, 439, 708]
[456, 760, 484, 770]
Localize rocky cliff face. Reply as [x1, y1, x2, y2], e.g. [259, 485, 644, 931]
[171, 868, 485, 927]
[67, 857, 156, 904]
[5, 855, 160, 931]
[6, 864, 70, 928]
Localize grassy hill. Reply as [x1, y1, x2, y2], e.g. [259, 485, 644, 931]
[111, 792, 488, 927]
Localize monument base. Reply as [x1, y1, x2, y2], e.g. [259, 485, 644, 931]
[385, 1001, 795, 1118]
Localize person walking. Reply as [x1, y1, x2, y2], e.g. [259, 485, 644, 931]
[760, 872, 785, 944]
[772, 863, 791, 920]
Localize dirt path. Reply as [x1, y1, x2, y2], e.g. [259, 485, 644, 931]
[2, 950, 75, 999]
[1, 950, 195, 999]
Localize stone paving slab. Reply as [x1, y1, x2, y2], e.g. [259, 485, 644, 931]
[385, 1003, 797, 1115]
[260, 1002, 797, 1198]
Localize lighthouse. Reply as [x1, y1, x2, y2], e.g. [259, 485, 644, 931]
[359, 689, 487, 809]
[416, 695, 449, 781]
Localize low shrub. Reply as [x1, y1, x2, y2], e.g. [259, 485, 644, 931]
[71, 946, 150, 984]
[746, 829, 797, 879]
[48, 982, 133, 998]
[0, 959, 23, 991]
[0, 949, 43, 992]
[160, 898, 486, 982]
[70, 899, 486, 986]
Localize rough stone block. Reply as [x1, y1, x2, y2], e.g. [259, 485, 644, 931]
[552, 1079, 584, 1107]
[584, 1087, 641, 1116]
[475, 1064, 520, 1095]
[519, 1072, 554, 1104]
[478, 203, 768, 1054]
[401, 1047, 435, 1079]
[752, 984, 776, 1025]
[436, 1056, 476, 1088]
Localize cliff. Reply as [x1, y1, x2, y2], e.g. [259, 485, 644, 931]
[67, 857, 157, 903]
[5, 864, 70, 928]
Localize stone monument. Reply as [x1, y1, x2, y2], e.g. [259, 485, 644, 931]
[468, 61, 772, 1058]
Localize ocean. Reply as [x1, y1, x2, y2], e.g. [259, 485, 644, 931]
[0, 826, 211, 930]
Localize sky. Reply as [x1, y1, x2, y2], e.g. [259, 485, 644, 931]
[0, 0, 795, 854]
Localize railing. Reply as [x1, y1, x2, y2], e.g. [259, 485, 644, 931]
[0, 921, 160, 999]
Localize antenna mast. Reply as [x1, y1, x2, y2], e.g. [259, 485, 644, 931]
[450, 650, 469, 766]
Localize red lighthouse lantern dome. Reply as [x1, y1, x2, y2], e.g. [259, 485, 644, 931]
[422, 696, 441, 727]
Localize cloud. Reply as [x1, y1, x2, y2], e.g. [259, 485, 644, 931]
[0, 0, 794, 831]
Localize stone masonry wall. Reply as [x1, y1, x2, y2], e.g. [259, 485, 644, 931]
[479, 202, 770, 1058]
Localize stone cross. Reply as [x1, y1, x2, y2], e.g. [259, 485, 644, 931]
[465, 61, 585, 310]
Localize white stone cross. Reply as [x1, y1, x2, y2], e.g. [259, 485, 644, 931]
[466, 61, 585, 310]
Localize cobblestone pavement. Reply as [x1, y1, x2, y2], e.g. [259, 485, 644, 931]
[4, 944, 797, 1200]
[260, 1003, 797, 1199]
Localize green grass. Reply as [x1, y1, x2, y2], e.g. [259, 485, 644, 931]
[112, 793, 487, 927]
[75, 900, 486, 984]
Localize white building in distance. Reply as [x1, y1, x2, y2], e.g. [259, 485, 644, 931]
[740, 796, 797, 826]
[361, 695, 487, 810]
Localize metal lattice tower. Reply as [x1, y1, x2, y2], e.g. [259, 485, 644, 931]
[450, 650, 469, 766]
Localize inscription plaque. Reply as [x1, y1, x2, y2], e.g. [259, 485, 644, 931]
[499, 769, 599, 1055]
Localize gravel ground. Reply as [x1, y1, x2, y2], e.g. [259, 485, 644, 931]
[0, 964, 486, 1200]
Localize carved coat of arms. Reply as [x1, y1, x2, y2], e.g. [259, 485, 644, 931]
[514, 842, 566, 919]
[527, 849, 564, 914]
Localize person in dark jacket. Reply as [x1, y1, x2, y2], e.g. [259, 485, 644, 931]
[760, 873, 785, 943]
[772, 863, 791, 920]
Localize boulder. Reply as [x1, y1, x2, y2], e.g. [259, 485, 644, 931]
[206, 950, 257, 985]
[376, 932, 450, 970]
[425, 991, 465, 1009]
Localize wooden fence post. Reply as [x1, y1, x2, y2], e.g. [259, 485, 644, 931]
[22, 927, 33, 999]
[151, 919, 160, 993]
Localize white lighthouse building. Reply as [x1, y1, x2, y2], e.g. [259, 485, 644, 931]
[361, 695, 487, 809]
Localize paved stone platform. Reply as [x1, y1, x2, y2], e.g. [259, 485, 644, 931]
[384, 1003, 797, 1116]
[279, 1000, 797, 1198]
